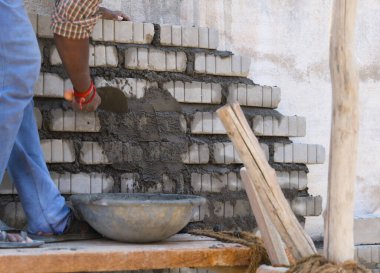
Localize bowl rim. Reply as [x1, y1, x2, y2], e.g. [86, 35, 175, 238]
[71, 193, 207, 207]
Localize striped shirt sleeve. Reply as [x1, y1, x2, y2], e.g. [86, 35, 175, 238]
[51, 0, 102, 39]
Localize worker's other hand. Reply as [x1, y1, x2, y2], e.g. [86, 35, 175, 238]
[64, 89, 102, 112]
[99, 7, 130, 21]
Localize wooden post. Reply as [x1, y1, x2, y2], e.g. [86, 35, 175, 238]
[324, 0, 359, 263]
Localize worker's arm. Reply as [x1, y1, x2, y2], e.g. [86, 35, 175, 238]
[52, 2, 129, 111]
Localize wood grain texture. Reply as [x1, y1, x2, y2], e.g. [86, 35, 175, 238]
[217, 103, 316, 260]
[240, 168, 289, 266]
[0, 235, 251, 273]
[325, 0, 359, 263]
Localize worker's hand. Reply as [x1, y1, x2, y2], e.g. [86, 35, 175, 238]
[64, 88, 102, 112]
[99, 7, 130, 21]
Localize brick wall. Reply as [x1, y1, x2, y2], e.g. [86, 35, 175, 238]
[0, 15, 324, 233]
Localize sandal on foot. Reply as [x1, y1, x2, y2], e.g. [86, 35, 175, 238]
[28, 213, 102, 243]
[0, 220, 44, 248]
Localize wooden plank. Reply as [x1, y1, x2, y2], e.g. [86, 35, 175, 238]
[217, 103, 316, 260]
[325, 0, 359, 264]
[0, 235, 251, 273]
[240, 168, 289, 266]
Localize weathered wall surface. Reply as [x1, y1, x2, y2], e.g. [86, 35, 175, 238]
[180, 0, 380, 240]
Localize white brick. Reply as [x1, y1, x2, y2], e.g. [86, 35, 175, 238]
[163, 81, 174, 97]
[293, 143, 308, 163]
[273, 116, 289, 136]
[237, 84, 247, 105]
[273, 143, 284, 163]
[28, 13, 37, 33]
[201, 174, 211, 192]
[184, 82, 202, 103]
[34, 107, 43, 130]
[299, 171, 308, 190]
[206, 54, 216, 74]
[354, 215, 380, 246]
[94, 45, 106, 67]
[208, 28, 219, 49]
[174, 81, 185, 102]
[149, 49, 166, 71]
[292, 196, 322, 216]
[194, 53, 206, 73]
[132, 22, 144, 43]
[284, 143, 293, 163]
[89, 45, 95, 66]
[191, 173, 202, 192]
[224, 142, 235, 164]
[37, 15, 53, 38]
[80, 142, 110, 164]
[176, 52, 187, 71]
[143, 23, 155, 44]
[71, 173, 91, 194]
[103, 20, 115, 41]
[41, 139, 75, 163]
[125, 48, 138, 69]
[271, 87, 281, 108]
[137, 47, 149, 68]
[171, 25, 182, 46]
[50, 109, 101, 132]
[199, 144, 210, 163]
[213, 113, 226, 134]
[166, 51, 177, 71]
[215, 56, 231, 75]
[182, 27, 199, 47]
[262, 86, 272, 108]
[277, 171, 290, 189]
[288, 116, 298, 136]
[247, 85, 263, 107]
[106, 46, 118, 67]
[191, 112, 203, 133]
[263, 116, 273, 136]
[253, 116, 264, 135]
[202, 112, 213, 134]
[160, 25, 172, 45]
[211, 83, 223, 104]
[231, 55, 242, 76]
[92, 20, 103, 41]
[115, 21, 133, 43]
[198, 27, 209, 48]
[34, 74, 44, 96]
[43, 73, 64, 97]
[307, 144, 317, 164]
[297, 116, 307, 137]
[227, 172, 240, 191]
[201, 82, 212, 104]
[316, 145, 326, 163]
[50, 46, 62, 65]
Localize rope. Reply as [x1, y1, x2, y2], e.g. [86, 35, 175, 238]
[286, 254, 371, 273]
[188, 229, 270, 273]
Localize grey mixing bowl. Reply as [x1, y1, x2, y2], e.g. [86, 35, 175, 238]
[70, 193, 206, 243]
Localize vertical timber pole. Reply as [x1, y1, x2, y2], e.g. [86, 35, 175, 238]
[324, 0, 359, 263]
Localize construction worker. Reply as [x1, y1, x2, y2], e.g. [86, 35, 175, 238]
[0, 0, 128, 245]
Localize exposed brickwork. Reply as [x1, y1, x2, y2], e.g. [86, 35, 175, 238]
[2, 15, 326, 234]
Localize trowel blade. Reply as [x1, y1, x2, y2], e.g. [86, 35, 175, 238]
[97, 86, 128, 113]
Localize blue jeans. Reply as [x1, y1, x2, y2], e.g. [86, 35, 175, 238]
[0, 0, 70, 234]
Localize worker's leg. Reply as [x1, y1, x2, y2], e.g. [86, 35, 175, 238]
[0, 0, 70, 234]
[7, 101, 70, 235]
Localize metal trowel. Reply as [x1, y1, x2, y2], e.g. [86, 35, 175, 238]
[64, 86, 128, 113]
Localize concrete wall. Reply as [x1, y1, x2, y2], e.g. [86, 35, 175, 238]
[186, 0, 380, 239]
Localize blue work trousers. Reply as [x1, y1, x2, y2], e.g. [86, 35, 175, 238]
[0, 0, 70, 234]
